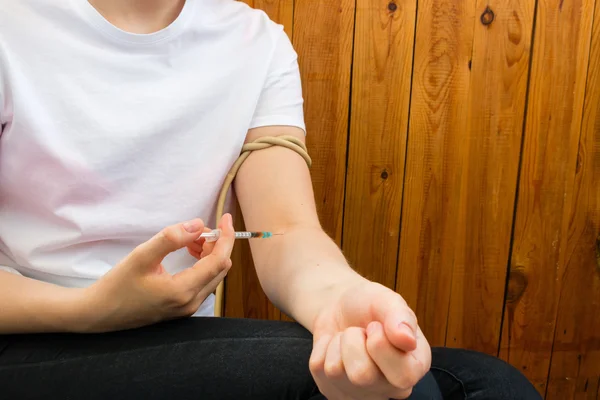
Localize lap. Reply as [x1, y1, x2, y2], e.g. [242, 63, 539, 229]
[0, 318, 540, 400]
[430, 347, 542, 400]
[0, 318, 320, 400]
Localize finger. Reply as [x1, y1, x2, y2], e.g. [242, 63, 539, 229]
[174, 243, 232, 292]
[193, 258, 232, 302]
[324, 333, 346, 383]
[366, 321, 424, 397]
[371, 292, 418, 351]
[309, 334, 332, 378]
[310, 335, 353, 400]
[174, 214, 235, 290]
[193, 227, 213, 245]
[200, 214, 231, 256]
[413, 325, 432, 374]
[129, 218, 205, 267]
[187, 241, 204, 258]
[187, 246, 203, 259]
[180, 266, 230, 316]
[202, 213, 235, 263]
[341, 327, 386, 391]
[201, 239, 216, 257]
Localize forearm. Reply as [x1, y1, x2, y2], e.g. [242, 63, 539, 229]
[235, 128, 369, 329]
[0, 270, 90, 334]
[250, 226, 368, 331]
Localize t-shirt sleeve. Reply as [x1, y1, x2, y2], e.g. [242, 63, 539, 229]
[249, 28, 306, 133]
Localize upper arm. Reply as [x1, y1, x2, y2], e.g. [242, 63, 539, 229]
[234, 126, 319, 234]
[234, 28, 318, 232]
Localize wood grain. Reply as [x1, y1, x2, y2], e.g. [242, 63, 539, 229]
[341, 0, 416, 287]
[442, 0, 536, 355]
[225, 0, 294, 319]
[225, 0, 600, 392]
[499, 0, 597, 394]
[545, 2, 600, 398]
[292, 0, 355, 244]
[396, 0, 478, 348]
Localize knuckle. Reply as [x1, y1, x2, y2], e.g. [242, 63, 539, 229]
[212, 256, 232, 274]
[406, 371, 421, 388]
[369, 333, 387, 352]
[345, 326, 363, 336]
[347, 364, 378, 387]
[308, 356, 324, 375]
[207, 254, 232, 276]
[396, 388, 413, 400]
[160, 227, 183, 246]
[323, 361, 344, 379]
[390, 369, 419, 390]
[388, 376, 408, 391]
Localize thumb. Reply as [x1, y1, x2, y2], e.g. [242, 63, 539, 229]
[199, 213, 235, 266]
[175, 213, 235, 290]
[129, 218, 205, 268]
[372, 291, 419, 352]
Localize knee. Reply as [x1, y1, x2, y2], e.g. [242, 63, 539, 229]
[430, 347, 542, 400]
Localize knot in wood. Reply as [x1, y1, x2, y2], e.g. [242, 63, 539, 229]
[506, 266, 527, 303]
[480, 6, 495, 26]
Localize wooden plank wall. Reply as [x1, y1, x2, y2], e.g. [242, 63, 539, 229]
[227, 0, 600, 397]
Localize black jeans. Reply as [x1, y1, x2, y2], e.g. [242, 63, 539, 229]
[0, 318, 541, 399]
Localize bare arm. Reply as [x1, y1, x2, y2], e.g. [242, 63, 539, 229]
[0, 270, 88, 333]
[235, 126, 432, 400]
[234, 126, 368, 331]
[0, 216, 235, 334]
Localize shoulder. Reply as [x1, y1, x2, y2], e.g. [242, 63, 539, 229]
[196, 0, 290, 52]
[203, 0, 280, 30]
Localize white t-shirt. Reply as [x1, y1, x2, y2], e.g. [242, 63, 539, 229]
[0, 0, 305, 316]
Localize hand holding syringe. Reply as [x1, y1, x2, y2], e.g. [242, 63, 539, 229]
[199, 229, 282, 243]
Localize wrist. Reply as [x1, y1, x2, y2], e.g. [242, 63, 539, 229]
[301, 274, 369, 331]
[58, 284, 112, 333]
[73, 280, 135, 333]
[36, 285, 96, 333]
[64, 287, 97, 333]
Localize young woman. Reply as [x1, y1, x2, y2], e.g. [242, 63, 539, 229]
[0, 1, 541, 399]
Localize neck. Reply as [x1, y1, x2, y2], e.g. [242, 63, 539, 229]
[88, 0, 186, 34]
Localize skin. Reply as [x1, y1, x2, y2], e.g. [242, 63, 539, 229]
[87, 0, 186, 34]
[0, 2, 432, 399]
[232, 126, 431, 400]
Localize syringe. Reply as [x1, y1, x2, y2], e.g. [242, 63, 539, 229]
[198, 229, 282, 242]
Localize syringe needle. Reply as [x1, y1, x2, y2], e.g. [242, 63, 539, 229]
[199, 230, 283, 242]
